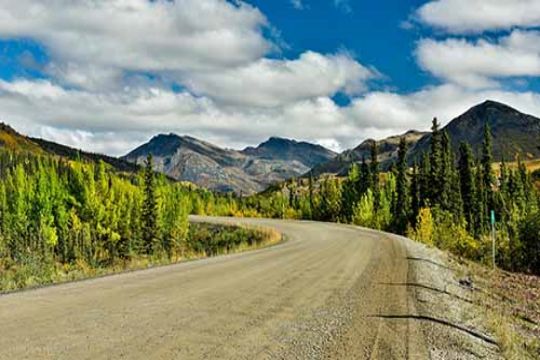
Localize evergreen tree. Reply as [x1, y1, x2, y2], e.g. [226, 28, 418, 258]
[481, 123, 494, 216]
[341, 164, 360, 222]
[359, 155, 371, 195]
[429, 117, 443, 205]
[474, 162, 486, 235]
[419, 153, 431, 207]
[459, 142, 476, 232]
[142, 154, 158, 254]
[370, 141, 379, 207]
[394, 137, 409, 234]
[410, 161, 421, 226]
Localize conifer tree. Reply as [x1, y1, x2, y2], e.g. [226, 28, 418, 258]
[459, 142, 476, 232]
[370, 141, 379, 207]
[341, 164, 360, 222]
[142, 154, 158, 254]
[481, 123, 494, 216]
[429, 118, 443, 205]
[359, 155, 371, 195]
[419, 153, 431, 207]
[474, 162, 486, 235]
[410, 161, 421, 226]
[394, 137, 409, 234]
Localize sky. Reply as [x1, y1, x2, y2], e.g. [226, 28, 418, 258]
[0, 0, 540, 155]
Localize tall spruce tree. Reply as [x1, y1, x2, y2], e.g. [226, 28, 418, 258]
[481, 123, 494, 217]
[419, 153, 431, 207]
[440, 131, 453, 210]
[394, 137, 409, 234]
[459, 142, 476, 232]
[474, 161, 486, 235]
[341, 164, 360, 222]
[359, 155, 371, 195]
[410, 161, 421, 226]
[142, 154, 158, 254]
[429, 117, 443, 205]
[370, 141, 379, 208]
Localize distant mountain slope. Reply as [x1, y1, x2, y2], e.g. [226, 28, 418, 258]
[123, 134, 336, 194]
[242, 137, 336, 168]
[311, 130, 428, 176]
[313, 100, 540, 176]
[0, 123, 44, 154]
[31, 136, 140, 173]
[408, 100, 540, 162]
[0, 122, 140, 173]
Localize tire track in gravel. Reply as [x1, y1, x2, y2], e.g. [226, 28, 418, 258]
[0, 217, 447, 359]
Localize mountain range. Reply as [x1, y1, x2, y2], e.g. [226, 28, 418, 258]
[311, 100, 540, 176]
[122, 135, 336, 194]
[1, 100, 539, 195]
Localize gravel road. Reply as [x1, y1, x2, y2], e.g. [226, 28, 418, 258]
[0, 217, 496, 359]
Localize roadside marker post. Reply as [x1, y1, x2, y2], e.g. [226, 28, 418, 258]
[491, 210, 496, 269]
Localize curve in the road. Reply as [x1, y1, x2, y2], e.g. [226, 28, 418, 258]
[0, 216, 430, 359]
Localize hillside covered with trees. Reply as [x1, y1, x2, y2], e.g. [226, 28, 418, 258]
[240, 118, 540, 275]
[0, 149, 269, 291]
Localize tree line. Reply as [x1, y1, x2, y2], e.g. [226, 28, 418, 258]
[242, 119, 540, 275]
[0, 150, 252, 290]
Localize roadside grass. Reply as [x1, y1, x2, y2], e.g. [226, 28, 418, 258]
[453, 257, 540, 359]
[0, 223, 282, 293]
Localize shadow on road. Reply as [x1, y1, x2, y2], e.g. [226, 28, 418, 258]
[369, 314, 498, 346]
[406, 256, 451, 270]
[378, 282, 473, 304]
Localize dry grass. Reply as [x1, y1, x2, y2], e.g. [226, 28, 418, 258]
[455, 258, 540, 359]
[0, 224, 283, 293]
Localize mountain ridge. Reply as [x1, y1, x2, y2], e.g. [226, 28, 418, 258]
[122, 134, 337, 194]
[312, 100, 540, 176]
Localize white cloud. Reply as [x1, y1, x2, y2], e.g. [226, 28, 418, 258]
[0, 0, 272, 89]
[416, 0, 540, 33]
[2, 79, 540, 156]
[184, 51, 376, 107]
[416, 30, 540, 88]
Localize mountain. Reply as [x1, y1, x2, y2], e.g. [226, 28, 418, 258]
[311, 130, 428, 176]
[242, 137, 336, 168]
[408, 100, 540, 162]
[0, 122, 140, 173]
[123, 134, 337, 194]
[313, 100, 540, 176]
[0, 123, 44, 154]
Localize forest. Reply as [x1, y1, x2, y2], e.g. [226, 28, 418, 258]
[0, 150, 267, 291]
[234, 119, 540, 276]
[1, 117, 539, 292]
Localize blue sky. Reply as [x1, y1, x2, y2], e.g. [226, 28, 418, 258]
[248, 0, 433, 93]
[0, 0, 539, 155]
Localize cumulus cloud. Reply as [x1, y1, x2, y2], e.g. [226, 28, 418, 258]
[416, 0, 540, 33]
[0, 0, 272, 89]
[416, 30, 540, 88]
[184, 51, 376, 107]
[3, 79, 540, 156]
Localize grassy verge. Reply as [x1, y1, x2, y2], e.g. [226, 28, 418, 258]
[453, 257, 540, 359]
[0, 223, 282, 293]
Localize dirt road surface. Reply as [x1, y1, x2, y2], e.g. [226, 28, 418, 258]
[0, 217, 497, 359]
